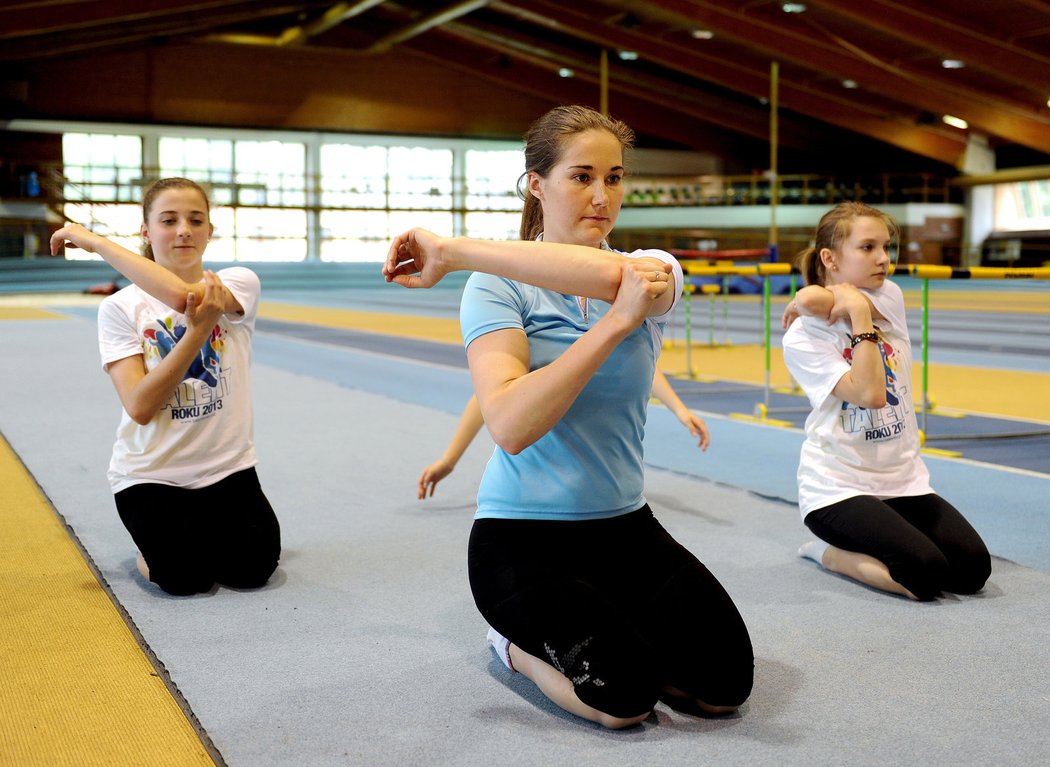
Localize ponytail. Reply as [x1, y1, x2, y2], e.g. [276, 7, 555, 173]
[796, 246, 826, 287]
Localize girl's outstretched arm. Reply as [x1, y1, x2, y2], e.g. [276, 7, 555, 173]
[50, 223, 242, 314]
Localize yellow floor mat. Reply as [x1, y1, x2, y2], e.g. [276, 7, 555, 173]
[657, 343, 1050, 424]
[0, 435, 216, 767]
[261, 300, 461, 344]
[0, 307, 66, 320]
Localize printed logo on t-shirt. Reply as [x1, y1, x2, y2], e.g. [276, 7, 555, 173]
[143, 317, 230, 421]
[840, 332, 910, 441]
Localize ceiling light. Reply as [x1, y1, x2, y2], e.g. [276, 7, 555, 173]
[941, 59, 965, 69]
[842, 79, 858, 89]
[617, 50, 638, 61]
[782, 3, 807, 12]
[691, 28, 714, 40]
[942, 114, 968, 130]
[558, 67, 574, 78]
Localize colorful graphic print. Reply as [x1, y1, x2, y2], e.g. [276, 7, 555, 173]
[838, 330, 913, 441]
[143, 317, 225, 388]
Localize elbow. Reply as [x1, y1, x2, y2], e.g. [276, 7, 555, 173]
[486, 421, 536, 456]
[860, 390, 888, 410]
[128, 410, 155, 426]
[493, 433, 533, 456]
[167, 290, 190, 313]
[125, 401, 158, 426]
[156, 282, 192, 312]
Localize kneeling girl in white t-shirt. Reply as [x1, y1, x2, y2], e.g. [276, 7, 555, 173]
[51, 178, 280, 596]
[781, 202, 989, 601]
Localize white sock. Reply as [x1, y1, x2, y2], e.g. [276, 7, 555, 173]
[798, 539, 830, 567]
[487, 626, 515, 672]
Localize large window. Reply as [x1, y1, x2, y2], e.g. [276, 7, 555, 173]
[320, 145, 387, 209]
[464, 149, 523, 241]
[61, 133, 143, 257]
[159, 137, 234, 204]
[235, 140, 306, 207]
[234, 207, 307, 261]
[60, 126, 521, 262]
[995, 180, 1050, 231]
[62, 133, 142, 202]
[318, 144, 454, 262]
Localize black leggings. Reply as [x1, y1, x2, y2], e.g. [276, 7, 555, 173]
[468, 506, 754, 719]
[804, 493, 990, 601]
[115, 467, 281, 596]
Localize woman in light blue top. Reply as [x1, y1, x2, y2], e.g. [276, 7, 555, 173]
[385, 106, 752, 729]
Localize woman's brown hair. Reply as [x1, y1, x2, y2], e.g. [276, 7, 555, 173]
[517, 105, 635, 241]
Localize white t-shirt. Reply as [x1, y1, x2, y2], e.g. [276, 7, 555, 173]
[97, 267, 260, 492]
[782, 279, 932, 519]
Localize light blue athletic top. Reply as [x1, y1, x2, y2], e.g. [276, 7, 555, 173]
[460, 247, 681, 521]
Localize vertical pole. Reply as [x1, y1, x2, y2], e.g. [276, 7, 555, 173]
[451, 147, 467, 237]
[763, 274, 772, 409]
[600, 49, 609, 116]
[769, 61, 779, 264]
[921, 277, 930, 436]
[722, 276, 729, 343]
[765, 61, 780, 415]
[709, 287, 715, 346]
[305, 139, 321, 262]
[685, 287, 694, 378]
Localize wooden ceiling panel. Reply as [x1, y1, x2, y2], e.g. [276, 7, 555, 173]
[2, 0, 1047, 173]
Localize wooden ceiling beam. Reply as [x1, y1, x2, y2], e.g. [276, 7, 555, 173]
[403, 33, 758, 153]
[440, 19, 816, 148]
[491, 0, 967, 165]
[0, 1, 319, 41]
[806, 0, 1050, 89]
[635, 0, 1050, 153]
[0, 2, 324, 60]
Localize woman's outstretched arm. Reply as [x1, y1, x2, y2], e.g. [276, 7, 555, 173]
[383, 229, 677, 317]
[470, 263, 671, 454]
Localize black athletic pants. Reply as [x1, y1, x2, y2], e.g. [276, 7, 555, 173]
[804, 493, 990, 601]
[115, 467, 281, 596]
[468, 505, 754, 719]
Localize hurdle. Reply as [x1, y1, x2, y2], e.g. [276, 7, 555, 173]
[671, 248, 771, 350]
[678, 261, 798, 418]
[678, 282, 723, 377]
[898, 264, 1050, 444]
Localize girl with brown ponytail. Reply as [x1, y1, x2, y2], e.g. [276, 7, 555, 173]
[782, 202, 989, 601]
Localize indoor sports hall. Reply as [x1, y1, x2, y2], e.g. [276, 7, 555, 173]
[2, 3, 1049, 766]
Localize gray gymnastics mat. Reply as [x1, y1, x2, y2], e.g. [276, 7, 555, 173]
[2, 311, 1048, 767]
